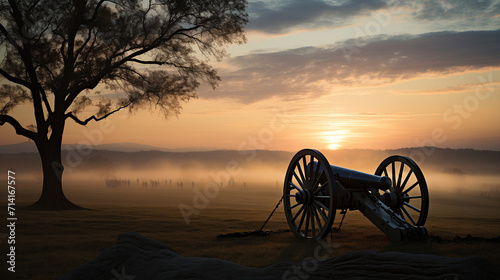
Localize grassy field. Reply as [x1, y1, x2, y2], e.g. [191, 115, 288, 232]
[0, 181, 499, 280]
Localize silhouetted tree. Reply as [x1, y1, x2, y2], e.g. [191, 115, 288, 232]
[0, 0, 247, 210]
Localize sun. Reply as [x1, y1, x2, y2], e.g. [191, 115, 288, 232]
[328, 143, 340, 150]
[323, 129, 350, 150]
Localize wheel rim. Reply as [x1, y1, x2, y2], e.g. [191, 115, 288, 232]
[283, 149, 336, 239]
[374, 156, 429, 226]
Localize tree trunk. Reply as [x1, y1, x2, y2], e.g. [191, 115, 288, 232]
[27, 138, 84, 210]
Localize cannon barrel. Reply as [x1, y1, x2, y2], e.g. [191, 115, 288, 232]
[331, 165, 391, 190]
[309, 162, 391, 190]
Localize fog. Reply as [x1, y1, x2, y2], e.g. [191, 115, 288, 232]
[2, 148, 499, 216]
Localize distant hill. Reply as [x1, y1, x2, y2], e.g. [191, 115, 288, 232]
[0, 141, 38, 153]
[0, 146, 498, 177]
[0, 142, 217, 154]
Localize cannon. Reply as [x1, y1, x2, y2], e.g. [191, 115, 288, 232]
[283, 149, 429, 241]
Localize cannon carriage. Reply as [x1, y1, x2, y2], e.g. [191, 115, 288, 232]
[283, 149, 429, 241]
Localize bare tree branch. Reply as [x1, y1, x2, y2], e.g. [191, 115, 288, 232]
[5, 0, 49, 135]
[0, 68, 31, 88]
[38, 86, 53, 116]
[63, 22, 205, 110]
[0, 114, 37, 140]
[65, 102, 131, 126]
[0, 22, 23, 55]
[83, 0, 107, 25]
[128, 58, 164, 65]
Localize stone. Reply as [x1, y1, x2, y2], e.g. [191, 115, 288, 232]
[59, 232, 499, 280]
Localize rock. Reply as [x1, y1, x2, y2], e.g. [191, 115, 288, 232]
[59, 232, 499, 280]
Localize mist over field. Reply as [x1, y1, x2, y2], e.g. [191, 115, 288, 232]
[1, 146, 500, 279]
[1, 147, 499, 217]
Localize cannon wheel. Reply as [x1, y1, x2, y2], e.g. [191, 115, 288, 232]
[283, 149, 336, 239]
[374, 156, 429, 226]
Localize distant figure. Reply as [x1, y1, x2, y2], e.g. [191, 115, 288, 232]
[192, 181, 195, 188]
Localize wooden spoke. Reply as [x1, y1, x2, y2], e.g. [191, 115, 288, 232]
[309, 156, 315, 189]
[287, 203, 300, 211]
[292, 169, 305, 190]
[313, 181, 327, 195]
[303, 207, 311, 236]
[403, 182, 419, 194]
[313, 203, 328, 224]
[397, 207, 406, 222]
[296, 161, 306, 186]
[391, 162, 396, 189]
[375, 155, 429, 226]
[401, 205, 417, 225]
[309, 206, 315, 237]
[313, 200, 330, 213]
[297, 207, 307, 233]
[404, 202, 421, 213]
[289, 181, 302, 192]
[302, 156, 308, 185]
[311, 159, 321, 191]
[312, 206, 323, 229]
[292, 205, 305, 223]
[397, 162, 404, 191]
[400, 169, 413, 193]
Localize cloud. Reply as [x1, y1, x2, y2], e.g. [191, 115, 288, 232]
[202, 29, 500, 103]
[340, 30, 500, 76]
[387, 81, 500, 96]
[246, 0, 500, 35]
[247, 0, 387, 34]
[411, 0, 500, 21]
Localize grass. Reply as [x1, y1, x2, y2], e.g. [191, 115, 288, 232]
[1, 184, 499, 279]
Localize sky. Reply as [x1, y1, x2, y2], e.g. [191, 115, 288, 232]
[1, 0, 500, 152]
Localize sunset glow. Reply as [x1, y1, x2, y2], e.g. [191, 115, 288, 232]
[328, 143, 340, 150]
[322, 130, 351, 151]
[1, 1, 500, 151]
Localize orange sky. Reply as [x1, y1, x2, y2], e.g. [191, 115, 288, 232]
[1, 1, 500, 151]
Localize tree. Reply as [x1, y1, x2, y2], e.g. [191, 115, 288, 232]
[0, 0, 247, 210]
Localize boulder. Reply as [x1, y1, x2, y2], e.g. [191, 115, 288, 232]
[59, 232, 499, 280]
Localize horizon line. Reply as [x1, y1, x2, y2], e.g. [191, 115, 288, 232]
[0, 141, 499, 153]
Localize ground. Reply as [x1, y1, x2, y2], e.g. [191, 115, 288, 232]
[0, 179, 499, 279]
